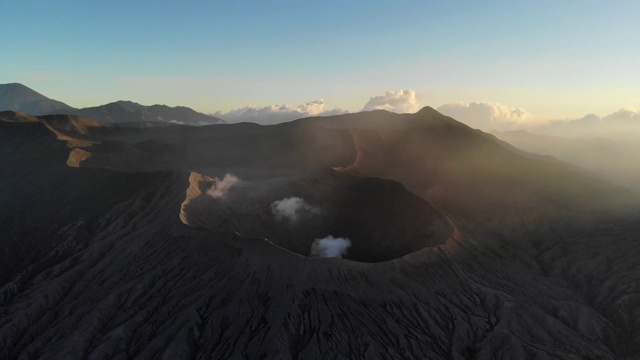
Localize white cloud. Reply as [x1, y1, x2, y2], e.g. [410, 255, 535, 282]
[437, 101, 533, 130]
[361, 89, 421, 113]
[310, 236, 352, 258]
[271, 197, 321, 223]
[214, 99, 348, 125]
[535, 107, 640, 141]
[540, 107, 640, 129]
[207, 173, 239, 199]
[602, 107, 640, 122]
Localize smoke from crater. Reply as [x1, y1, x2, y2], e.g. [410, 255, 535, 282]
[310, 236, 352, 258]
[271, 197, 321, 222]
[207, 173, 239, 199]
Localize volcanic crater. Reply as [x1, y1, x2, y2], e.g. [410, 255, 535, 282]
[181, 168, 453, 263]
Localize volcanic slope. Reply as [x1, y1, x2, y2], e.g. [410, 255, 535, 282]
[54, 107, 635, 224]
[1, 108, 640, 359]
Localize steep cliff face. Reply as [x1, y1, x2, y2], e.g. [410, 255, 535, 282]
[2, 110, 640, 359]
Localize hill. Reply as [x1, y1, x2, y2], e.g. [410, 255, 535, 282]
[1, 107, 640, 358]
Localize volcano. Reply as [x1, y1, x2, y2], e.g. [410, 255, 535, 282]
[1, 106, 640, 359]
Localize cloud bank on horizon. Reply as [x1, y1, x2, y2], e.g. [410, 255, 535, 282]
[213, 99, 348, 125]
[581, 108, 640, 124]
[534, 107, 640, 141]
[212, 88, 639, 136]
[214, 89, 422, 125]
[214, 88, 537, 131]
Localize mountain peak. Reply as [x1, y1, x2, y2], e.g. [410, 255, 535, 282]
[416, 106, 438, 115]
[0, 83, 49, 101]
[114, 100, 145, 110]
[0, 82, 73, 115]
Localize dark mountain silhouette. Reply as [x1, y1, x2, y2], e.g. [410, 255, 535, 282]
[68, 100, 224, 125]
[0, 83, 72, 115]
[1, 107, 640, 359]
[0, 83, 223, 125]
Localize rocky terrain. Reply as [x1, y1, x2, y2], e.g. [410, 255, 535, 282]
[1, 107, 640, 359]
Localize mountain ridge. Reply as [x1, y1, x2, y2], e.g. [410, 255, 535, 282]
[0, 83, 223, 125]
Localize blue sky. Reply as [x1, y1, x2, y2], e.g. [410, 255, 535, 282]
[2, 0, 639, 121]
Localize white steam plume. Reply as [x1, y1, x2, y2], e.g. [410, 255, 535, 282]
[362, 89, 421, 114]
[271, 197, 321, 222]
[207, 173, 239, 199]
[310, 236, 352, 258]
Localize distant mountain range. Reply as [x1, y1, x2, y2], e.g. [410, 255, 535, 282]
[0, 83, 223, 125]
[67, 100, 224, 125]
